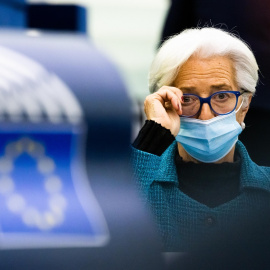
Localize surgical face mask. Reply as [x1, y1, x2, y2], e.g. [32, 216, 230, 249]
[175, 104, 243, 163]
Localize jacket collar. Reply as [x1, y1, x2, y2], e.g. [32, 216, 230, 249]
[155, 141, 270, 193]
[236, 141, 270, 192]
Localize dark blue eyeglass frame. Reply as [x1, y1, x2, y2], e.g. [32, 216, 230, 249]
[181, 90, 241, 117]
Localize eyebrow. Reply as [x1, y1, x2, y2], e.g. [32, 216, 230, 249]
[211, 84, 233, 90]
[179, 87, 196, 92]
[180, 84, 233, 93]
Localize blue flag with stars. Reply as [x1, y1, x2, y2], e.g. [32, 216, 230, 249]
[0, 122, 109, 249]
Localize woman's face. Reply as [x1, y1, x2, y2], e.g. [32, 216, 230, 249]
[173, 55, 248, 123]
[173, 55, 251, 163]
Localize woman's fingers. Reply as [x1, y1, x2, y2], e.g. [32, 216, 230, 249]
[143, 86, 182, 136]
[152, 86, 183, 115]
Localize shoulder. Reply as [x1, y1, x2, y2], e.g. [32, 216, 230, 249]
[237, 141, 270, 191]
[237, 141, 270, 172]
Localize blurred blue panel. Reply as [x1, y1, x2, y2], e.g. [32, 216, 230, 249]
[0, 0, 26, 27]
[77, 6, 87, 33]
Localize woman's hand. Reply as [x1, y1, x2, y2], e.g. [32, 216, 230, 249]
[144, 86, 183, 136]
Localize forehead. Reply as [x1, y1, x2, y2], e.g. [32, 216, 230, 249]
[173, 55, 237, 92]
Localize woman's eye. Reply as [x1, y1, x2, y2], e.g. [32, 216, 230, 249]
[218, 93, 226, 99]
[215, 93, 228, 100]
[182, 97, 191, 102]
[182, 96, 194, 103]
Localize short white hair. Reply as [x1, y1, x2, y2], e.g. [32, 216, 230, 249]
[149, 27, 259, 101]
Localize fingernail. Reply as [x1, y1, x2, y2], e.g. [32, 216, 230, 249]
[178, 102, 182, 114]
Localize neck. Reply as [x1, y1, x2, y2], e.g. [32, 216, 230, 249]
[177, 143, 236, 164]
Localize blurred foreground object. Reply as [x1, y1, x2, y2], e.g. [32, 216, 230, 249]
[0, 1, 87, 33]
[0, 30, 164, 270]
[26, 4, 87, 33]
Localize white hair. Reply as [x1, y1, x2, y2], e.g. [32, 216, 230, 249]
[149, 27, 259, 107]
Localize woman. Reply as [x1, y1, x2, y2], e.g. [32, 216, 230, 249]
[132, 27, 270, 251]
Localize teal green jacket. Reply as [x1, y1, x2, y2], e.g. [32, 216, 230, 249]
[132, 141, 270, 251]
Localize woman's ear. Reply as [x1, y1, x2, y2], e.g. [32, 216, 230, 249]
[237, 94, 252, 124]
[243, 94, 252, 111]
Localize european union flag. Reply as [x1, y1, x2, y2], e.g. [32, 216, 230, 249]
[0, 122, 109, 249]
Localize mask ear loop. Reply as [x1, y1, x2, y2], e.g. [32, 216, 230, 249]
[235, 100, 245, 130]
[235, 100, 243, 113]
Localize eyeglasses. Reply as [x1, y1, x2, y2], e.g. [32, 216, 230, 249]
[181, 90, 242, 117]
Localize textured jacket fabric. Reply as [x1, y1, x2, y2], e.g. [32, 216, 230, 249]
[132, 141, 270, 251]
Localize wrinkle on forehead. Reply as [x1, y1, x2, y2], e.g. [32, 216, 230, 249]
[173, 55, 237, 93]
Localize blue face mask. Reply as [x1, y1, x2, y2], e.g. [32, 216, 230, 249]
[175, 108, 243, 163]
